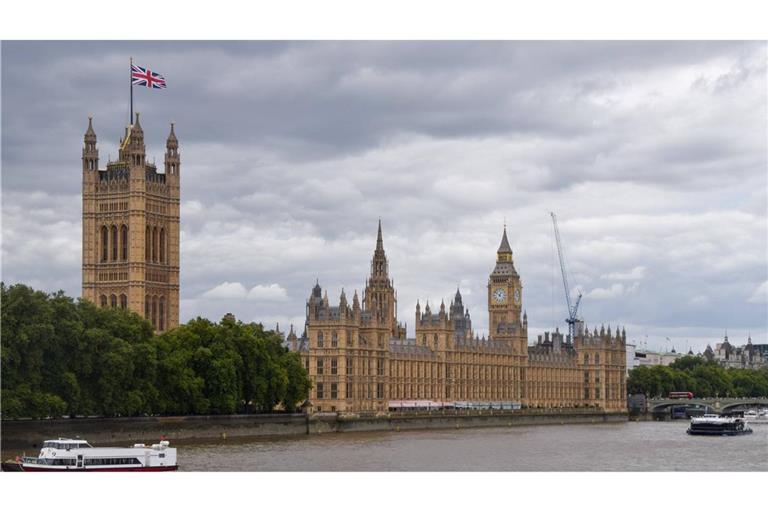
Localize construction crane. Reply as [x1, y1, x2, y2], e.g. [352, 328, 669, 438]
[550, 212, 582, 342]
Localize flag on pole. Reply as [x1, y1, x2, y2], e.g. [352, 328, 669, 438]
[131, 64, 167, 89]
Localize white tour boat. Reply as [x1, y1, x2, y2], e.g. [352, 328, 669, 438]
[12, 437, 178, 472]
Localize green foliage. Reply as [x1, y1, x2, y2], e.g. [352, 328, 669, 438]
[627, 355, 768, 398]
[1, 282, 311, 418]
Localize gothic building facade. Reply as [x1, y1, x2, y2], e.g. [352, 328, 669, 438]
[81, 113, 180, 332]
[288, 222, 627, 413]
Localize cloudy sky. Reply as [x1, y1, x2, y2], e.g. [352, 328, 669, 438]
[2, 41, 766, 353]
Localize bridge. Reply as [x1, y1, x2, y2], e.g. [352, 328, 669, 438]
[647, 397, 768, 414]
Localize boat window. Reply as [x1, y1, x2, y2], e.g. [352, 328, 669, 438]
[159, 453, 165, 458]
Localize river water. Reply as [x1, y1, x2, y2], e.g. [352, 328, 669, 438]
[4, 421, 764, 471]
[171, 421, 767, 471]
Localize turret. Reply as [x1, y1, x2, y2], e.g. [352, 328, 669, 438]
[165, 122, 180, 177]
[82, 116, 99, 173]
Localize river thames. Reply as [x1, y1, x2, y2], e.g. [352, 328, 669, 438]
[166, 421, 768, 471]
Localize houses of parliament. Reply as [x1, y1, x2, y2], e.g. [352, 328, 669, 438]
[79, 112, 625, 414]
[286, 222, 628, 413]
[81, 113, 180, 332]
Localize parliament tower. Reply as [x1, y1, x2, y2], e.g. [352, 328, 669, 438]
[81, 113, 180, 331]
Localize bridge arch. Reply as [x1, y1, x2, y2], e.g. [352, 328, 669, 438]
[720, 400, 768, 412]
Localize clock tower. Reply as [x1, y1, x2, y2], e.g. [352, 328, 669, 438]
[488, 226, 526, 349]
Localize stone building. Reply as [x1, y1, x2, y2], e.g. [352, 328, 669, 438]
[705, 334, 767, 369]
[81, 114, 180, 332]
[289, 222, 627, 413]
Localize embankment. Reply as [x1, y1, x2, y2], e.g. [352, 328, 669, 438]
[1, 409, 627, 450]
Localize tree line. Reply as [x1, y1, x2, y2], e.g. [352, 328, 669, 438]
[1, 283, 312, 419]
[627, 355, 768, 398]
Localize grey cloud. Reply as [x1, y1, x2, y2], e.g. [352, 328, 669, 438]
[2, 41, 766, 353]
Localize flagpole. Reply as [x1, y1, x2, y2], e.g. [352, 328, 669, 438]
[129, 57, 134, 125]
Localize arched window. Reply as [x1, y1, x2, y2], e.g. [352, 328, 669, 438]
[151, 296, 158, 329]
[119, 294, 127, 310]
[101, 226, 109, 262]
[159, 228, 165, 263]
[331, 331, 338, 347]
[595, 354, 600, 365]
[145, 226, 151, 262]
[584, 354, 590, 365]
[111, 226, 117, 261]
[145, 295, 150, 320]
[152, 227, 158, 262]
[159, 297, 165, 331]
[100, 295, 107, 307]
[110, 294, 117, 308]
[120, 225, 128, 261]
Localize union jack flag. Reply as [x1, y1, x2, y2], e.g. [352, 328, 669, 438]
[131, 64, 167, 89]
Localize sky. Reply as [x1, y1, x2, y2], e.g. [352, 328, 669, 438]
[1, 41, 766, 353]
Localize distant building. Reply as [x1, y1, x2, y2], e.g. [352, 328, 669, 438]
[625, 343, 637, 375]
[632, 348, 682, 368]
[706, 334, 767, 369]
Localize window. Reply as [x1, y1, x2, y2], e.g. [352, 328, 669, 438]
[152, 227, 158, 262]
[110, 294, 117, 308]
[346, 357, 353, 375]
[119, 294, 127, 310]
[100, 295, 107, 307]
[317, 358, 324, 375]
[159, 297, 165, 331]
[584, 371, 589, 383]
[377, 359, 384, 376]
[584, 389, 590, 400]
[120, 225, 128, 260]
[101, 226, 109, 262]
[595, 354, 600, 365]
[331, 331, 338, 347]
[145, 226, 151, 261]
[345, 381, 353, 399]
[584, 353, 590, 365]
[151, 296, 158, 329]
[111, 225, 118, 261]
[377, 383, 384, 399]
[159, 228, 165, 263]
[331, 358, 337, 375]
[316, 383, 324, 399]
[595, 388, 601, 399]
[317, 331, 324, 348]
[145, 295, 150, 319]
[331, 383, 338, 399]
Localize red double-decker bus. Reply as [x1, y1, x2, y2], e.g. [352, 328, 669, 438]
[668, 391, 694, 399]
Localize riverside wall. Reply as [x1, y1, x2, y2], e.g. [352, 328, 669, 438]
[1, 410, 627, 450]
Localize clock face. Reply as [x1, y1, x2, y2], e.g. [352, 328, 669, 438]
[493, 288, 507, 303]
[514, 288, 521, 304]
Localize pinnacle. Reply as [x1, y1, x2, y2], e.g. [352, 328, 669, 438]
[84, 116, 96, 139]
[376, 219, 384, 251]
[167, 121, 178, 143]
